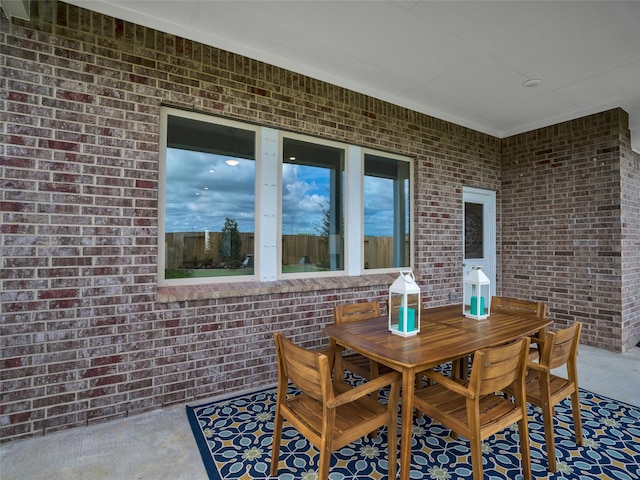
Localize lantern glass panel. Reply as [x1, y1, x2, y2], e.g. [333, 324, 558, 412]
[389, 292, 420, 334]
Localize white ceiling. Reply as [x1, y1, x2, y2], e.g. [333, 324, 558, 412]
[66, 0, 640, 152]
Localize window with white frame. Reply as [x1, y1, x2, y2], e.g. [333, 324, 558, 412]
[159, 107, 413, 286]
[160, 109, 257, 283]
[281, 136, 345, 274]
[363, 152, 411, 270]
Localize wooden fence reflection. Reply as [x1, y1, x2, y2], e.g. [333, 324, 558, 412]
[165, 232, 407, 270]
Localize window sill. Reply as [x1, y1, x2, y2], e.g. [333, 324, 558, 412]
[157, 272, 398, 303]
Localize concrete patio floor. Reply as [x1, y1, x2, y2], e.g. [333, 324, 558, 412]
[1, 343, 639, 480]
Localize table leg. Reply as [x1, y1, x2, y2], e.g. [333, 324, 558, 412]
[400, 368, 415, 480]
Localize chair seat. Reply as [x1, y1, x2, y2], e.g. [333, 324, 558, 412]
[415, 383, 526, 438]
[521, 369, 577, 405]
[283, 381, 391, 447]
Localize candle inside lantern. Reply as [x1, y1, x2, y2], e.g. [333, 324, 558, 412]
[470, 296, 485, 315]
[399, 307, 415, 332]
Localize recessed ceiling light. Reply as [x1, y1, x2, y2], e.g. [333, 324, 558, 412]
[522, 78, 542, 88]
[289, 156, 296, 161]
[225, 159, 240, 166]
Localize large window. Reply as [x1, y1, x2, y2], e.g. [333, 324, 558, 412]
[160, 107, 413, 285]
[281, 137, 345, 274]
[161, 110, 257, 283]
[363, 153, 411, 270]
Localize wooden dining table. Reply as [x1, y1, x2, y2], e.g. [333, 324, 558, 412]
[322, 303, 551, 480]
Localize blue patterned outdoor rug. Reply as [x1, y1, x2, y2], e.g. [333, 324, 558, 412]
[187, 374, 640, 480]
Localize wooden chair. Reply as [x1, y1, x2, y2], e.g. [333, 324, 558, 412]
[413, 337, 532, 480]
[491, 295, 548, 362]
[448, 297, 547, 381]
[331, 302, 392, 381]
[490, 295, 547, 318]
[271, 333, 401, 480]
[503, 322, 583, 473]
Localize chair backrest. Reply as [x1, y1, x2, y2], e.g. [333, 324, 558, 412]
[540, 322, 582, 370]
[469, 336, 531, 397]
[274, 332, 331, 403]
[333, 301, 380, 325]
[491, 296, 547, 318]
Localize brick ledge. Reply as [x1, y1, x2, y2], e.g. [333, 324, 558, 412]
[157, 272, 398, 303]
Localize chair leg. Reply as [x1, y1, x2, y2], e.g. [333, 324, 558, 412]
[517, 416, 532, 480]
[541, 401, 557, 473]
[270, 413, 283, 477]
[469, 436, 484, 480]
[318, 441, 331, 480]
[571, 389, 583, 446]
[388, 421, 397, 479]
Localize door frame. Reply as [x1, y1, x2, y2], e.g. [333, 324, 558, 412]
[462, 187, 496, 296]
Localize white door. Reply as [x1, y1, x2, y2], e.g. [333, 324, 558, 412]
[462, 187, 496, 296]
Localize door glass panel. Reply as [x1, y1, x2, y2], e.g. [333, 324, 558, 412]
[464, 202, 484, 259]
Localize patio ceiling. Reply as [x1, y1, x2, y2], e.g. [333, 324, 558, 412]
[63, 1, 640, 152]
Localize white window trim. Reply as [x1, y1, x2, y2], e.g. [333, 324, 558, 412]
[257, 127, 279, 281]
[345, 145, 363, 275]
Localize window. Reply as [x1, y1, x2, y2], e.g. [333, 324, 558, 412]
[281, 136, 345, 274]
[363, 153, 411, 270]
[159, 107, 413, 286]
[160, 109, 257, 284]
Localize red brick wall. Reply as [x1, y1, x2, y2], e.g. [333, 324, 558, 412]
[501, 110, 638, 350]
[1, 3, 636, 442]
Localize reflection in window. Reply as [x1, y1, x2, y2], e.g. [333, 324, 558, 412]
[163, 113, 256, 281]
[364, 154, 410, 269]
[281, 137, 344, 273]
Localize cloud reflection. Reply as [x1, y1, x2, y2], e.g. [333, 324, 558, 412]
[165, 149, 398, 237]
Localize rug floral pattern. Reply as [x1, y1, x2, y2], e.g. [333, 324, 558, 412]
[187, 373, 640, 480]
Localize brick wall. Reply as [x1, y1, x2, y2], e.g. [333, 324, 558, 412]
[0, 3, 503, 441]
[620, 117, 640, 352]
[0, 2, 636, 442]
[501, 109, 639, 350]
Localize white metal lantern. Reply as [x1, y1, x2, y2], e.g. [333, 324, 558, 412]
[388, 269, 421, 336]
[463, 266, 491, 320]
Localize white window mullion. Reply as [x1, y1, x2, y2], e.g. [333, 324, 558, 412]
[257, 127, 279, 281]
[345, 146, 363, 275]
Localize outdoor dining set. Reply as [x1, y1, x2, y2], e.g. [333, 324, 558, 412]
[269, 270, 583, 480]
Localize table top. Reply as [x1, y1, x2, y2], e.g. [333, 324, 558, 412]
[323, 304, 551, 372]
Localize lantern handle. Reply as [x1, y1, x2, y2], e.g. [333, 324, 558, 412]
[400, 268, 415, 284]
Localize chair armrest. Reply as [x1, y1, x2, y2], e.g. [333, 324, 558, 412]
[329, 371, 401, 408]
[526, 361, 548, 372]
[317, 346, 344, 362]
[318, 346, 344, 372]
[424, 370, 475, 399]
